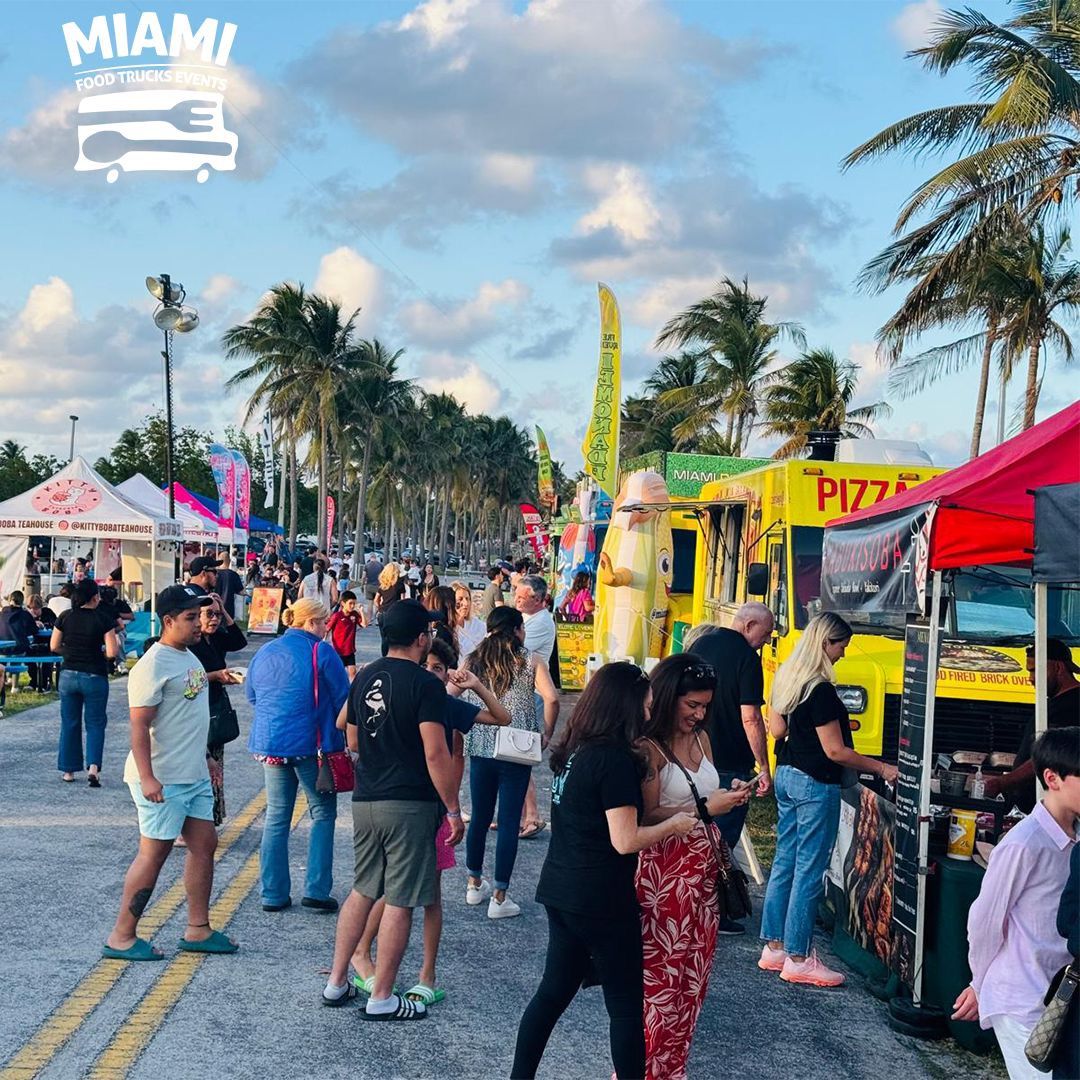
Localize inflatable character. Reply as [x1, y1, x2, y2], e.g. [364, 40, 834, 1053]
[554, 486, 598, 607]
[593, 470, 673, 664]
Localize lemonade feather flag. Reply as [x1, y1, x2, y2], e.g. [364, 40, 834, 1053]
[536, 425, 555, 509]
[581, 283, 621, 500]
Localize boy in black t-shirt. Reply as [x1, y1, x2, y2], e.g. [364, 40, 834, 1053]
[322, 601, 463, 1021]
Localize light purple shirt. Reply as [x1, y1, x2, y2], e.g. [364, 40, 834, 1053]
[967, 802, 1076, 1029]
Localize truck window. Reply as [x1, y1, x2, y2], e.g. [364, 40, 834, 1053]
[769, 541, 788, 634]
[792, 526, 824, 628]
[671, 527, 697, 595]
[721, 505, 744, 604]
[953, 567, 1080, 642]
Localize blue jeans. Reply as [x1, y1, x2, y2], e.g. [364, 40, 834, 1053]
[714, 768, 755, 850]
[260, 758, 338, 905]
[760, 765, 841, 957]
[466, 756, 531, 890]
[57, 670, 109, 773]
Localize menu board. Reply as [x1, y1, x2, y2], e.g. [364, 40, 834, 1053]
[247, 586, 285, 635]
[892, 619, 933, 986]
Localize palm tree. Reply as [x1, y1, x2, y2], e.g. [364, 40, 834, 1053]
[763, 348, 891, 459]
[655, 278, 805, 453]
[843, 2, 1080, 317]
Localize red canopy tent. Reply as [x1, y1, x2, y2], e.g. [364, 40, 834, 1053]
[827, 401, 1080, 570]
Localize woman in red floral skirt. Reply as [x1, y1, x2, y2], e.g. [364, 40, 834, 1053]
[636, 655, 752, 1080]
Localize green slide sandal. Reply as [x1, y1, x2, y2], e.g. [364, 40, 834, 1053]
[350, 973, 402, 996]
[178, 930, 238, 954]
[102, 938, 164, 962]
[404, 984, 446, 1006]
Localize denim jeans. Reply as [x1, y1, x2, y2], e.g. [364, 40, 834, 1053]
[466, 756, 532, 890]
[760, 764, 841, 957]
[260, 757, 338, 905]
[714, 768, 756, 850]
[57, 669, 109, 773]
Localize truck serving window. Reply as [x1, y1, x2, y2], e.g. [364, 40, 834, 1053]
[953, 567, 1080, 643]
[671, 527, 697, 595]
[706, 504, 744, 604]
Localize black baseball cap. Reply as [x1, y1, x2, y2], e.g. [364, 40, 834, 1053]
[157, 585, 213, 616]
[1039, 638, 1080, 673]
[188, 556, 218, 576]
[380, 599, 433, 646]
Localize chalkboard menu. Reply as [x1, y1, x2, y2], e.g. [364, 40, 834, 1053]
[892, 619, 933, 987]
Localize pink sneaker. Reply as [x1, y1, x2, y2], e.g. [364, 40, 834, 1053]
[780, 950, 846, 987]
[758, 943, 788, 972]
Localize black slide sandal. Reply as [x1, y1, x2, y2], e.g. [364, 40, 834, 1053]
[361, 995, 427, 1021]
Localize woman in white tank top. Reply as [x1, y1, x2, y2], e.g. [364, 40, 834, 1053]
[636, 655, 752, 1080]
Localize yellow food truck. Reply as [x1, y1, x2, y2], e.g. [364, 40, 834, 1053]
[689, 449, 1039, 759]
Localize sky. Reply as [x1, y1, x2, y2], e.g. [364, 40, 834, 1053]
[1, 0, 1074, 477]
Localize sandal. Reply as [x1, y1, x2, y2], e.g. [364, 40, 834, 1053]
[350, 972, 401, 996]
[361, 994, 428, 1021]
[88, 773, 101, 788]
[178, 929, 238, 954]
[404, 983, 446, 1006]
[322, 983, 357, 1008]
[102, 937, 164, 962]
[519, 820, 547, 839]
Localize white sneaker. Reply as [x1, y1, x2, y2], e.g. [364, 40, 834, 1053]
[487, 895, 521, 919]
[466, 878, 492, 906]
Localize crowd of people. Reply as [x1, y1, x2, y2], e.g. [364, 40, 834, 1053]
[11, 541, 1073, 1080]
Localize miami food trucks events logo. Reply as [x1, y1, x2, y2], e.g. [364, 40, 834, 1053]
[63, 12, 238, 184]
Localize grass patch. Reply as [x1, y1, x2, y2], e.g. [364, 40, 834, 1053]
[1, 669, 128, 718]
[747, 792, 778, 871]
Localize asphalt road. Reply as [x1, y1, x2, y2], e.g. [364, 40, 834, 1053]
[0, 626, 1007, 1080]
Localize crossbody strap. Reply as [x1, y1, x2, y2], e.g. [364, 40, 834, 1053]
[658, 738, 729, 873]
[312, 642, 322, 751]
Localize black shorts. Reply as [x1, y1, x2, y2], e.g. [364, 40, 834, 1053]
[339, 653, 356, 667]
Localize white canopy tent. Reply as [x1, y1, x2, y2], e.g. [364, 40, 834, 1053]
[116, 473, 219, 544]
[0, 457, 182, 620]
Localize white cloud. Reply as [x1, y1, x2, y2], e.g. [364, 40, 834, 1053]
[848, 341, 890, 405]
[414, 353, 508, 413]
[577, 164, 664, 243]
[198, 273, 241, 305]
[312, 247, 385, 332]
[891, 0, 942, 50]
[398, 279, 529, 348]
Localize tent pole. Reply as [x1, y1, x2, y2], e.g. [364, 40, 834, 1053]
[913, 569, 943, 1009]
[151, 542, 157, 631]
[1034, 581, 1048, 805]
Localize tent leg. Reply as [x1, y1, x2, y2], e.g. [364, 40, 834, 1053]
[913, 569, 943, 1010]
[151, 547, 157, 633]
[1034, 582, 1048, 806]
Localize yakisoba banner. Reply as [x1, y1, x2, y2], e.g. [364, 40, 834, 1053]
[581, 283, 621, 499]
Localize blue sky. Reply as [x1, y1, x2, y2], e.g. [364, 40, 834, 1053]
[1, 0, 1073, 474]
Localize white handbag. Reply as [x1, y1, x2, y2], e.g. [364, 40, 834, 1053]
[493, 726, 542, 765]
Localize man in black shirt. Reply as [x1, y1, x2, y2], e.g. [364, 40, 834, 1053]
[213, 552, 244, 619]
[186, 556, 218, 596]
[688, 601, 774, 933]
[985, 638, 1080, 811]
[323, 600, 463, 1020]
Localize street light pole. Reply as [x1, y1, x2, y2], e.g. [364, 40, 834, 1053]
[161, 333, 176, 520]
[68, 415, 79, 462]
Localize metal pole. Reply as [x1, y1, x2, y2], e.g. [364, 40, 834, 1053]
[162, 331, 176, 520]
[68, 415, 78, 462]
[996, 366, 1007, 446]
[913, 569, 944, 1008]
[1034, 581, 1048, 806]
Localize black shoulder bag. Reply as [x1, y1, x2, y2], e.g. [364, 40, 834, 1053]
[658, 738, 753, 922]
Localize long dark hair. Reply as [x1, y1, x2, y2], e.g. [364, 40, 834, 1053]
[549, 661, 651, 777]
[72, 579, 99, 609]
[314, 558, 326, 595]
[643, 654, 716, 747]
[425, 585, 459, 653]
[467, 605, 525, 698]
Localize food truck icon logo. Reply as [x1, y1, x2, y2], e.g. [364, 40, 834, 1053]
[32, 480, 102, 517]
[62, 13, 239, 184]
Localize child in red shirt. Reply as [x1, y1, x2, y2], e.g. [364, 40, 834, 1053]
[325, 591, 365, 677]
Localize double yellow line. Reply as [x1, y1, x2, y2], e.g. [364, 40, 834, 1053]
[0, 788, 274, 1080]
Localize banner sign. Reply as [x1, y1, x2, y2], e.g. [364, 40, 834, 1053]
[536, 425, 555, 509]
[580, 283, 621, 500]
[326, 496, 335, 542]
[820, 504, 930, 613]
[555, 617, 593, 691]
[230, 450, 250, 544]
[247, 586, 285, 634]
[891, 619, 935, 988]
[260, 412, 275, 509]
[827, 783, 897, 969]
[209, 443, 235, 545]
[519, 502, 548, 561]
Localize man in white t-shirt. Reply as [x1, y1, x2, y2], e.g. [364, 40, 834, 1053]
[103, 585, 239, 962]
[515, 575, 556, 837]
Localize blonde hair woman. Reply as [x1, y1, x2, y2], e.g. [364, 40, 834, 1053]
[451, 582, 486, 659]
[247, 597, 351, 912]
[758, 612, 897, 987]
[374, 563, 405, 622]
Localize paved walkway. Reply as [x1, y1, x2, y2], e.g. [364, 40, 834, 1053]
[0, 626, 1006, 1079]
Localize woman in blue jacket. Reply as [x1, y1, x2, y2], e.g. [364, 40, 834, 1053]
[247, 597, 350, 912]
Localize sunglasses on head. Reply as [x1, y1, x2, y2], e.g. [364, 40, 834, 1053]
[683, 662, 715, 681]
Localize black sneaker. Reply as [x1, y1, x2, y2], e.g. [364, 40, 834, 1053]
[717, 917, 746, 936]
[262, 898, 292, 912]
[301, 896, 339, 913]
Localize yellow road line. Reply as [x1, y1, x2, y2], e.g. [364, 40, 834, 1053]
[0, 789, 267, 1080]
[87, 796, 308, 1080]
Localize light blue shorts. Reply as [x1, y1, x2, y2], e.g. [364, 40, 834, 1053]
[128, 777, 214, 840]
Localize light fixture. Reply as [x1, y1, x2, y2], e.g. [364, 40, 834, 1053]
[174, 309, 200, 334]
[153, 304, 182, 330]
[146, 274, 184, 304]
[145, 275, 165, 300]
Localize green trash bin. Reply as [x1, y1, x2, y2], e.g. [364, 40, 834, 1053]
[921, 856, 997, 1054]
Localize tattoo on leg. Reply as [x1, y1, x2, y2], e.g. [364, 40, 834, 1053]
[129, 887, 153, 919]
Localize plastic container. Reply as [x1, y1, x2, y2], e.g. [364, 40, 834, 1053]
[941, 771, 968, 797]
[947, 810, 977, 860]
